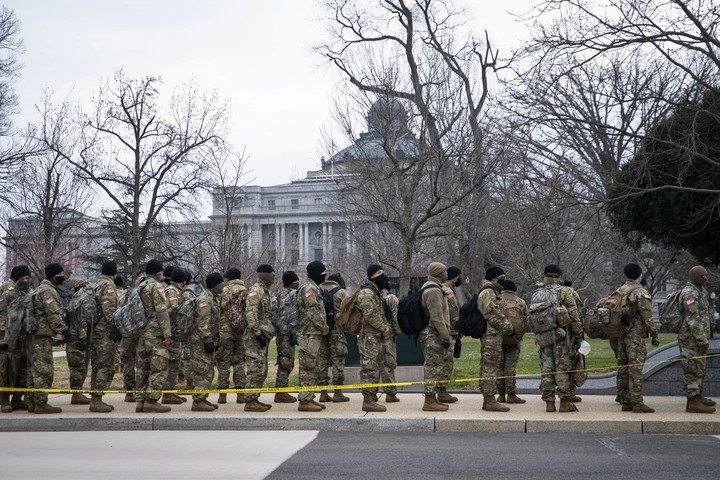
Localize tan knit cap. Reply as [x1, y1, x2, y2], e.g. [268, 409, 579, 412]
[427, 262, 447, 278]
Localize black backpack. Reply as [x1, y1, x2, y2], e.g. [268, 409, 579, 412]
[457, 289, 490, 339]
[322, 287, 342, 330]
[397, 284, 442, 336]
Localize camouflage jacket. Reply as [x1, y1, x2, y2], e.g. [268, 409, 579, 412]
[541, 277, 583, 337]
[0, 279, 15, 332]
[382, 290, 401, 336]
[245, 281, 274, 338]
[421, 276, 451, 342]
[96, 275, 119, 325]
[139, 277, 171, 340]
[680, 282, 711, 346]
[193, 290, 221, 344]
[297, 280, 328, 336]
[3, 286, 32, 349]
[621, 280, 657, 339]
[33, 279, 68, 338]
[357, 281, 388, 337]
[441, 284, 460, 337]
[477, 280, 513, 337]
[271, 286, 293, 331]
[320, 280, 349, 318]
[164, 283, 184, 320]
[220, 279, 246, 338]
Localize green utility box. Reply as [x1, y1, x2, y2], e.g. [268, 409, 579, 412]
[344, 333, 424, 366]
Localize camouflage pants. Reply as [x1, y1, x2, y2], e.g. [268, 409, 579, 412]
[420, 330, 452, 395]
[134, 323, 170, 402]
[90, 320, 116, 395]
[498, 343, 521, 395]
[274, 334, 295, 388]
[480, 333, 504, 396]
[189, 337, 214, 402]
[243, 333, 269, 401]
[297, 334, 326, 403]
[359, 332, 383, 396]
[120, 333, 138, 390]
[12, 336, 30, 390]
[217, 331, 246, 390]
[0, 329, 9, 389]
[182, 343, 193, 386]
[679, 335, 706, 398]
[65, 331, 88, 390]
[538, 340, 573, 401]
[380, 335, 398, 395]
[164, 339, 183, 390]
[320, 329, 348, 387]
[30, 336, 54, 405]
[609, 334, 647, 404]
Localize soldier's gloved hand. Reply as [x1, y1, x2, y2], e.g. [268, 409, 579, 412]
[0, 342, 8, 352]
[256, 335, 267, 348]
[621, 314, 630, 327]
[651, 335, 660, 348]
[699, 343, 710, 355]
[441, 340, 451, 350]
[204, 342, 216, 354]
[110, 328, 123, 343]
[573, 338, 582, 352]
[289, 334, 298, 346]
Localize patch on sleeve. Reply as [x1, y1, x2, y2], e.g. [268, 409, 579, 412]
[198, 301, 208, 308]
[107, 287, 115, 294]
[686, 298, 696, 305]
[643, 293, 651, 300]
[45, 298, 55, 305]
[305, 291, 313, 298]
[168, 295, 177, 302]
[248, 292, 257, 298]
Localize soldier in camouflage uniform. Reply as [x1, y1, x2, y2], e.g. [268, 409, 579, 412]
[31, 263, 68, 414]
[380, 276, 401, 403]
[562, 279, 584, 403]
[217, 267, 248, 405]
[1, 266, 34, 412]
[87, 261, 121, 413]
[477, 266, 515, 412]
[272, 271, 299, 403]
[608, 264, 660, 414]
[319, 273, 350, 403]
[160, 268, 188, 405]
[135, 259, 172, 413]
[439, 266, 463, 405]
[296, 261, 330, 412]
[498, 280, 527, 404]
[243, 264, 276, 412]
[0, 268, 18, 412]
[188, 272, 224, 412]
[534, 265, 583, 413]
[420, 262, 453, 412]
[679, 265, 716, 413]
[357, 265, 391, 412]
[62, 279, 90, 406]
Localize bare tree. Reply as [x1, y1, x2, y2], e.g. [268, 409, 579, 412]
[40, 71, 229, 274]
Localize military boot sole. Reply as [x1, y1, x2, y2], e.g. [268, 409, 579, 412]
[34, 405, 62, 414]
[89, 404, 113, 413]
[142, 402, 171, 413]
[298, 402, 323, 412]
[191, 402, 216, 412]
[559, 401, 578, 413]
[422, 403, 449, 412]
[701, 397, 717, 407]
[362, 403, 387, 413]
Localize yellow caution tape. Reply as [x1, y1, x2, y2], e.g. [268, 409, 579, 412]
[1, 352, 718, 396]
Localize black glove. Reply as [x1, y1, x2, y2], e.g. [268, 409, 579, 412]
[109, 327, 123, 343]
[0, 342, 8, 352]
[573, 338, 582, 352]
[256, 335, 268, 348]
[289, 334, 298, 346]
[203, 342, 216, 354]
[441, 340, 452, 350]
[621, 314, 630, 327]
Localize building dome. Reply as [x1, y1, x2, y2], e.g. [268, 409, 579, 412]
[367, 96, 409, 135]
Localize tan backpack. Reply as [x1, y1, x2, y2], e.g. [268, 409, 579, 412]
[336, 289, 363, 335]
[503, 294, 526, 346]
[592, 284, 642, 339]
[229, 286, 249, 333]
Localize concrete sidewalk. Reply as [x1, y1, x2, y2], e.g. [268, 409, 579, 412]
[1, 392, 719, 434]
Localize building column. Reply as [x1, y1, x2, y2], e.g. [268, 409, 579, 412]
[298, 223, 304, 263]
[280, 223, 286, 262]
[322, 222, 328, 261]
[275, 223, 280, 260]
[328, 223, 333, 262]
[304, 222, 310, 262]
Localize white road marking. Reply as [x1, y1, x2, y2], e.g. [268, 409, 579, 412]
[598, 437, 626, 456]
[0, 430, 319, 480]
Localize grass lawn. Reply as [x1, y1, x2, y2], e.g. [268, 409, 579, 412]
[51, 333, 678, 391]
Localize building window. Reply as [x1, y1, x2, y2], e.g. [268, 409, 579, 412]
[314, 198, 322, 206]
[291, 199, 299, 210]
[268, 199, 276, 210]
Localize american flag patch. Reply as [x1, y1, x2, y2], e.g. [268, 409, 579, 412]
[686, 299, 696, 305]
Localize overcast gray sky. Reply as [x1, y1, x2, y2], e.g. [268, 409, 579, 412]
[7, 0, 536, 187]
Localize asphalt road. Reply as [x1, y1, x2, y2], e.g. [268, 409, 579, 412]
[267, 432, 720, 480]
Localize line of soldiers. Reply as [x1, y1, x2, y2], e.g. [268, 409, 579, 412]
[0, 258, 715, 414]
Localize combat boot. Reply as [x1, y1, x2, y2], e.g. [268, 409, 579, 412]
[546, 401, 556, 412]
[506, 393, 526, 404]
[615, 395, 621, 403]
[26, 396, 35, 414]
[236, 394, 247, 404]
[298, 401, 323, 412]
[437, 391, 458, 404]
[142, 400, 171, 413]
[206, 399, 219, 410]
[161, 393, 184, 405]
[632, 403, 655, 413]
[686, 395, 716, 414]
[244, 400, 270, 412]
[257, 399, 273, 409]
[11, 394, 28, 411]
[362, 394, 387, 413]
[570, 395, 582, 403]
[124, 393, 136, 403]
[192, 400, 215, 412]
[483, 395, 510, 412]
[559, 399, 578, 412]
[621, 403, 633, 412]
[274, 392, 297, 403]
[385, 393, 400, 403]
[496, 393, 506, 403]
[311, 400, 326, 410]
[422, 393, 449, 412]
[89, 395, 113, 413]
[217, 393, 227, 404]
[318, 390, 332, 403]
[701, 396, 717, 407]
[71, 392, 91, 405]
[0, 394, 11, 413]
[135, 400, 144, 413]
[332, 390, 350, 403]
[34, 403, 62, 414]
